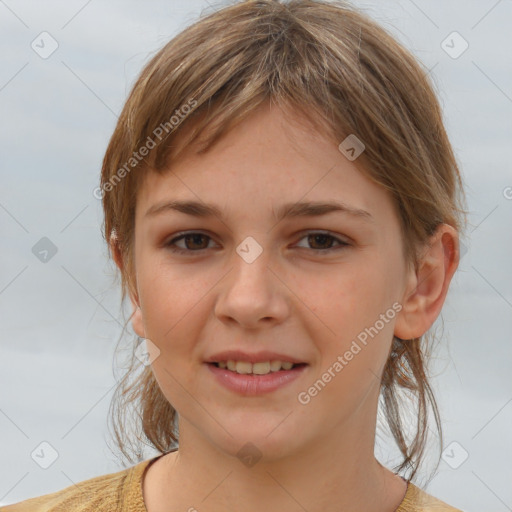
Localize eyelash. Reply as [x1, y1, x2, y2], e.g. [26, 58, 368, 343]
[163, 231, 351, 255]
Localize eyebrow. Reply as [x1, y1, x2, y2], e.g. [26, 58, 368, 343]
[144, 199, 374, 223]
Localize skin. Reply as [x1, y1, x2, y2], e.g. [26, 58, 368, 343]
[112, 102, 459, 512]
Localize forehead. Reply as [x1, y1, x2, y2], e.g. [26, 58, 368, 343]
[135, 104, 395, 226]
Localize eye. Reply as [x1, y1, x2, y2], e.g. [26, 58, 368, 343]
[164, 230, 350, 255]
[164, 232, 216, 253]
[294, 231, 351, 254]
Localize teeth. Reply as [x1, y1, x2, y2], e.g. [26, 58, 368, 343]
[270, 360, 283, 371]
[234, 361, 252, 374]
[253, 362, 270, 375]
[216, 360, 298, 375]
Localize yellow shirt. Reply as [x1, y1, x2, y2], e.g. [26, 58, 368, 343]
[1, 454, 463, 511]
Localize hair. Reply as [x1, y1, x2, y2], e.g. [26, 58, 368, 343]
[101, 0, 468, 481]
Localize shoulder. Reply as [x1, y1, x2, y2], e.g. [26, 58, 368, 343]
[0, 457, 155, 512]
[396, 481, 464, 512]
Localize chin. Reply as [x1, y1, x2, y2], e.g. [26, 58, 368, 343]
[211, 428, 305, 465]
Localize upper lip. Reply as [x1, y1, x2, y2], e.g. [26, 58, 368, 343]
[205, 350, 307, 364]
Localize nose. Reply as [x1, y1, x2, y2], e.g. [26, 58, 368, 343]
[214, 246, 290, 329]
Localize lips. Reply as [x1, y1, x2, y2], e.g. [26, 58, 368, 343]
[206, 360, 308, 395]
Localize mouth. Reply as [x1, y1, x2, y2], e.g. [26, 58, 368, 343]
[207, 361, 308, 375]
[205, 360, 309, 395]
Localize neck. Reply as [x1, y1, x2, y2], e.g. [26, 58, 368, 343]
[145, 400, 407, 512]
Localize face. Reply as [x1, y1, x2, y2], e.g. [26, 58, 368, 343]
[128, 104, 413, 461]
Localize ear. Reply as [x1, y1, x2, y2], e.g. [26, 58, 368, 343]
[394, 223, 460, 340]
[109, 231, 146, 339]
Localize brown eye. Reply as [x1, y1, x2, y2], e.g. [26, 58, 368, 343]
[295, 232, 351, 253]
[165, 232, 214, 253]
[307, 233, 336, 249]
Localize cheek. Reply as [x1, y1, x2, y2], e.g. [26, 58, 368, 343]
[137, 267, 211, 407]
[305, 262, 387, 339]
[137, 262, 209, 351]
[307, 260, 397, 380]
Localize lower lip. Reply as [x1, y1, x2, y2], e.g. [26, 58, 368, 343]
[205, 363, 308, 396]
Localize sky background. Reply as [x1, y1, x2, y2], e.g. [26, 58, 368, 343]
[1, 0, 511, 510]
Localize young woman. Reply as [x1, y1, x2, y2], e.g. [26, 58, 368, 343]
[4, 0, 467, 510]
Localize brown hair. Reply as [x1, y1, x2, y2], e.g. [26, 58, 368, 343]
[101, 0, 467, 481]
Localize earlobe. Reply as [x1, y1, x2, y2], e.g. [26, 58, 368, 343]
[130, 301, 146, 339]
[394, 224, 460, 341]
